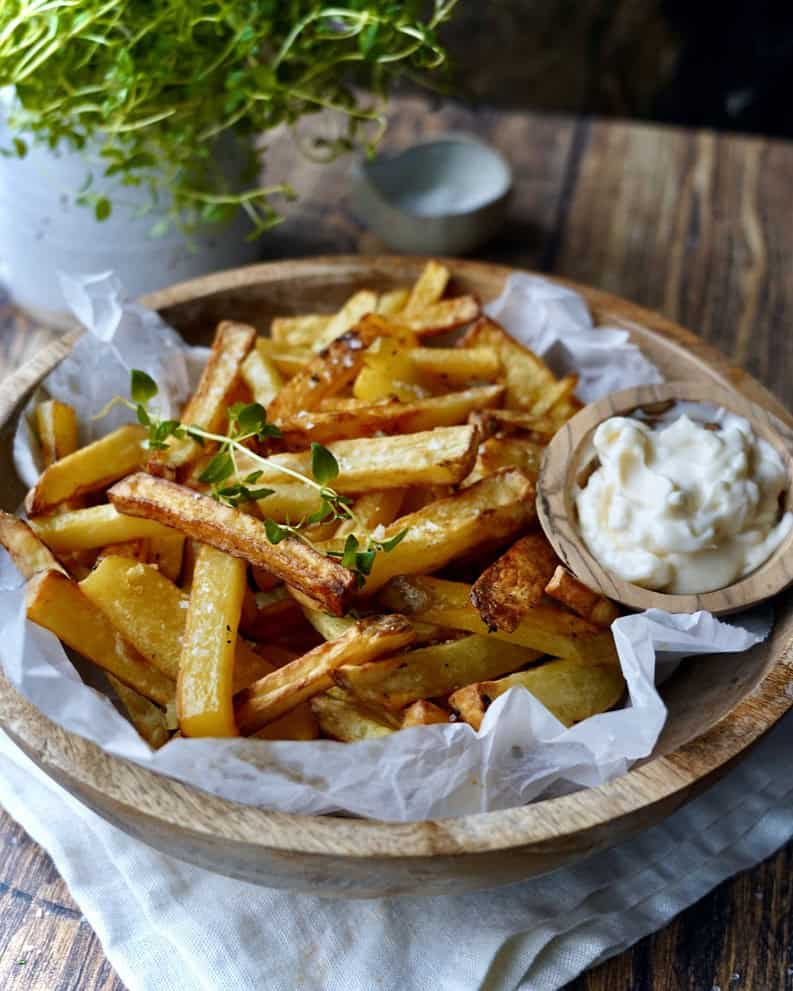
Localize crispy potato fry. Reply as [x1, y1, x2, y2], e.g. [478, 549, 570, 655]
[95, 539, 148, 567]
[29, 503, 178, 553]
[270, 313, 329, 349]
[300, 606, 355, 641]
[353, 336, 428, 403]
[449, 660, 626, 731]
[398, 484, 452, 515]
[336, 634, 540, 710]
[255, 338, 312, 378]
[0, 511, 67, 578]
[26, 570, 174, 704]
[240, 348, 284, 407]
[401, 699, 449, 728]
[240, 425, 478, 494]
[468, 408, 559, 440]
[35, 399, 79, 467]
[311, 290, 379, 351]
[252, 703, 319, 740]
[80, 556, 275, 690]
[404, 260, 450, 314]
[460, 317, 558, 411]
[178, 546, 246, 737]
[334, 488, 406, 539]
[408, 346, 500, 384]
[401, 295, 480, 337]
[235, 615, 415, 733]
[527, 374, 578, 417]
[108, 473, 356, 615]
[311, 688, 399, 741]
[25, 424, 146, 516]
[376, 288, 409, 316]
[108, 675, 170, 748]
[354, 468, 536, 595]
[545, 566, 621, 627]
[471, 534, 561, 632]
[279, 384, 504, 446]
[463, 435, 544, 486]
[151, 321, 255, 471]
[379, 575, 619, 665]
[147, 530, 185, 581]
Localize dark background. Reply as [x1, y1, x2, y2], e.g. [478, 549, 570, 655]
[439, 1, 793, 139]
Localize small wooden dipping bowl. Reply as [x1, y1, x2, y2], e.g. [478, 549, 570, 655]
[537, 381, 793, 616]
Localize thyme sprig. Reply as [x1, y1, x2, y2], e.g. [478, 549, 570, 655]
[120, 369, 407, 587]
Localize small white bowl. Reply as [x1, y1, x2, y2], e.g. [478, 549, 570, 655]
[351, 133, 512, 255]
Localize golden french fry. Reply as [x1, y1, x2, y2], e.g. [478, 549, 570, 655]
[379, 575, 619, 665]
[353, 468, 536, 595]
[255, 338, 311, 378]
[108, 473, 356, 615]
[147, 530, 185, 582]
[29, 503, 178, 553]
[334, 488, 406, 539]
[404, 260, 450, 314]
[25, 424, 146, 516]
[80, 556, 277, 689]
[311, 290, 379, 351]
[252, 703, 320, 740]
[311, 688, 399, 741]
[279, 384, 504, 446]
[468, 408, 559, 439]
[240, 348, 284, 407]
[108, 675, 170, 748]
[95, 539, 148, 567]
[401, 699, 449, 728]
[462, 435, 544, 486]
[35, 399, 79, 467]
[545, 566, 621, 628]
[401, 296, 480, 337]
[408, 346, 500, 384]
[235, 615, 415, 733]
[26, 570, 174, 705]
[471, 533, 561, 632]
[449, 660, 626, 731]
[353, 337, 428, 403]
[376, 288, 409, 316]
[336, 634, 540, 710]
[270, 313, 330, 349]
[0, 511, 67, 579]
[526, 374, 578, 417]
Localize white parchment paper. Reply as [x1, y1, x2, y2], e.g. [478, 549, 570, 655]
[0, 272, 769, 821]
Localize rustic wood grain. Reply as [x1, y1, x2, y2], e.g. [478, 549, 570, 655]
[1, 96, 793, 989]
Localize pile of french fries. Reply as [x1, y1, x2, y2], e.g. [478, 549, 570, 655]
[2, 261, 626, 750]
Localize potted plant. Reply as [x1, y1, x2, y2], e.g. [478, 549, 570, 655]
[0, 1, 456, 321]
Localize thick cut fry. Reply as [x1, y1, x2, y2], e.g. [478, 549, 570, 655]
[29, 503, 178, 553]
[463, 435, 544, 486]
[526, 374, 578, 417]
[25, 424, 146, 516]
[152, 321, 255, 471]
[311, 688, 399, 741]
[255, 338, 311, 378]
[404, 260, 449, 314]
[468, 408, 559, 439]
[402, 699, 449, 728]
[334, 488, 406, 539]
[379, 575, 619, 665]
[376, 288, 409, 316]
[279, 385, 504, 446]
[35, 399, 79, 467]
[401, 296, 480, 336]
[408, 346, 500, 384]
[311, 290, 379, 351]
[79, 556, 275, 690]
[270, 313, 329, 349]
[95, 539, 148, 566]
[471, 534, 561, 632]
[239, 425, 478, 494]
[545, 566, 621, 627]
[267, 327, 377, 422]
[26, 571, 174, 705]
[108, 675, 170, 748]
[0, 511, 67, 578]
[460, 317, 558, 411]
[108, 473, 356, 615]
[353, 337, 428, 403]
[354, 468, 536, 595]
[336, 634, 540, 710]
[178, 546, 246, 737]
[449, 660, 626, 731]
[235, 615, 415, 733]
[147, 530, 185, 581]
[240, 349, 284, 407]
[253, 704, 319, 740]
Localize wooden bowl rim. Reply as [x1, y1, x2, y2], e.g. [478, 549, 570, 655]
[537, 380, 793, 615]
[2, 255, 793, 860]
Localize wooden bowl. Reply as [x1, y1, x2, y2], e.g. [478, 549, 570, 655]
[2, 257, 793, 899]
[537, 381, 793, 616]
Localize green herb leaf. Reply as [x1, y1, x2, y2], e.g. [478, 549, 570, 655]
[13, 137, 26, 158]
[340, 533, 359, 569]
[130, 369, 157, 405]
[94, 196, 111, 221]
[311, 442, 339, 485]
[136, 404, 151, 426]
[307, 499, 333, 525]
[244, 470, 263, 484]
[355, 548, 376, 576]
[377, 528, 409, 553]
[234, 402, 267, 437]
[198, 450, 234, 485]
[265, 519, 287, 544]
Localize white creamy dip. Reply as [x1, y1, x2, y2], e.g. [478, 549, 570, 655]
[576, 413, 792, 594]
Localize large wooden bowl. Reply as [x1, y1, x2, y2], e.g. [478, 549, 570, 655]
[1, 257, 792, 899]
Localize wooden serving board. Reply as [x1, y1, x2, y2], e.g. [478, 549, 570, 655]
[1, 256, 791, 899]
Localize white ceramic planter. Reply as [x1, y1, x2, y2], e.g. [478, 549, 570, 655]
[0, 116, 260, 325]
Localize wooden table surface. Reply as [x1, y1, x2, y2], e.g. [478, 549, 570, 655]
[1, 95, 793, 990]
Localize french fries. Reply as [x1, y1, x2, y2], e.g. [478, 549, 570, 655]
[404, 260, 450, 315]
[29, 503, 178, 553]
[471, 533, 561, 632]
[235, 615, 415, 733]
[108, 473, 356, 615]
[311, 688, 400, 741]
[462, 435, 544, 486]
[240, 348, 284, 407]
[545, 566, 621, 628]
[379, 575, 619, 665]
[0, 512, 67, 579]
[25, 424, 146, 515]
[35, 399, 79, 466]
[449, 660, 626, 731]
[402, 699, 449, 728]
[109, 675, 170, 748]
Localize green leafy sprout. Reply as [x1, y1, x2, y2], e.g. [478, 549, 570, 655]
[122, 369, 407, 587]
[0, 2, 458, 237]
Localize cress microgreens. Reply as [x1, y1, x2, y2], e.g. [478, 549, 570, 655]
[112, 369, 407, 588]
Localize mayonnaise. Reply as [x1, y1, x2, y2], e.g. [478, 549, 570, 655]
[575, 413, 792, 594]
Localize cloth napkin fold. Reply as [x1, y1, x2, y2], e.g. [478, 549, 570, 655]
[3, 715, 793, 991]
